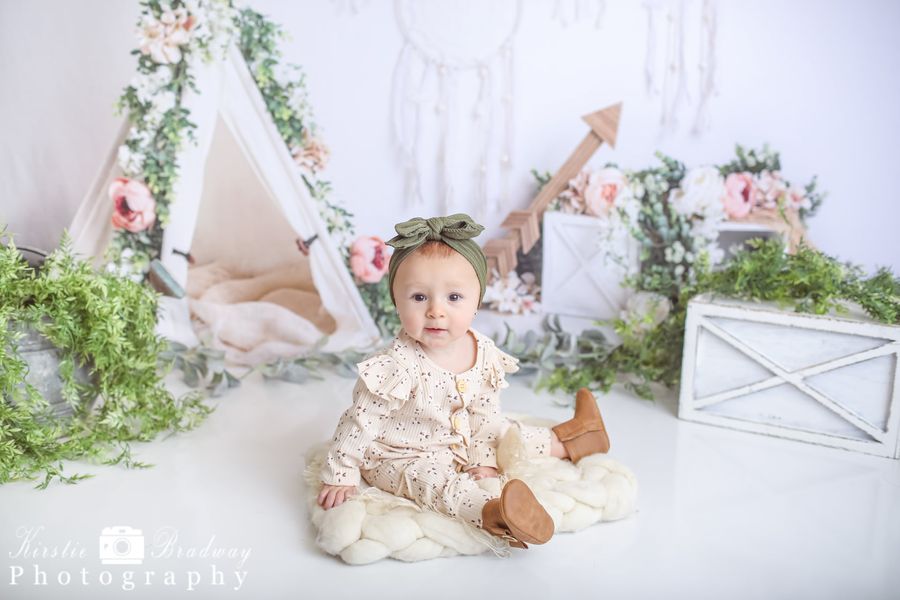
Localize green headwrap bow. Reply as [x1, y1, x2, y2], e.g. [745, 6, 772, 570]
[386, 213, 488, 305]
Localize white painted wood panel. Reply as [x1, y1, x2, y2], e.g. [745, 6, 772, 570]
[679, 294, 900, 459]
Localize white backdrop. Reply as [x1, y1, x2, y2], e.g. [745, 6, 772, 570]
[1, 0, 898, 273]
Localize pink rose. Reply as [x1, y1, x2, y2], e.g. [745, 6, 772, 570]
[584, 167, 627, 217]
[723, 172, 755, 219]
[350, 236, 390, 284]
[109, 177, 156, 232]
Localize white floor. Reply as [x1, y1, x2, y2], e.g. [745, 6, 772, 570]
[1, 372, 898, 600]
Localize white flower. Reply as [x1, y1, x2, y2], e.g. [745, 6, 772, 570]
[669, 166, 726, 220]
[127, 126, 155, 148]
[690, 217, 720, 243]
[131, 68, 173, 105]
[483, 270, 541, 315]
[621, 292, 671, 334]
[117, 145, 145, 176]
[664, 241, 686, 264]
[630, 180, 646, 199]
[153, 90, 177, 114]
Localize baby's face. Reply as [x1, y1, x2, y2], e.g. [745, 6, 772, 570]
[392, 250, 481, 354]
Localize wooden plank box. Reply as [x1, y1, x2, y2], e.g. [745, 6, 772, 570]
[540, 211, 637, 320]
[678, 294, 900, 459]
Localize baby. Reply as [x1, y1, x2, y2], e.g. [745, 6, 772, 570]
[317, 214, 611, 549]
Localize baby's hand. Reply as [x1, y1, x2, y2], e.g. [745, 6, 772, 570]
[466, 466, 499, 481]
[317, 484, 358, 509]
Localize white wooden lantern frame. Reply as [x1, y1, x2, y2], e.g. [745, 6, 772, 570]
[679, 295, 900, 459]
[540, 211, 638, 320]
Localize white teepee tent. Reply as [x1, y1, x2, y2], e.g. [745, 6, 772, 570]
[70, 46, 381, 359]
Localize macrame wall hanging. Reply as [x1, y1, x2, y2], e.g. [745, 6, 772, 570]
[551, 0, 608, 28]
[643, 0, 719, 135]
[392, 0, 522, 219]
[330, 0, 369, 16]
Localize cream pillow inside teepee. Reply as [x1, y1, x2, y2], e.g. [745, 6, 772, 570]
[304, 416, 638, 565]
[186, 261, 338, 366]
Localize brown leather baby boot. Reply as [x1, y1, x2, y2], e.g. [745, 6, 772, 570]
[552, 387, 610, 463]
[481, 479, 554, 549]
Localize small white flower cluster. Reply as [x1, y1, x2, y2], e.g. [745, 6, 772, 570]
[483, 270, 541, 315]
[117, 144, 145, 177]
[619, 291, 671, 336]
[187, 0, 239, 58]
[595, 185, 641, 277]
[319, 206, 354, 251]
[666, 166, 728, 266]
[117, 124, 158, 176]
[131, 68, 173, 105]
[104, 248, 145, 283]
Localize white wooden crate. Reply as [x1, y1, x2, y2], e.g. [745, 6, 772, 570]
[678, 294, 900, 458]
[540, 211, 638, 320]
[715, 221, 782, 261]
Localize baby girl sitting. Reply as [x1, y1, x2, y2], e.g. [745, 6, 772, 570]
[317, 214, 611, 549]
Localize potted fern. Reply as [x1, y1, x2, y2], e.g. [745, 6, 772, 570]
[0, 229, 212, 488]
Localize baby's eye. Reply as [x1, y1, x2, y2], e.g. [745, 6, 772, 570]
[448, 293, 462, 302]
[412, 294, 427, 302]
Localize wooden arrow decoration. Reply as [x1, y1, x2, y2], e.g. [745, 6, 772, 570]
[484, 102, 622, 276]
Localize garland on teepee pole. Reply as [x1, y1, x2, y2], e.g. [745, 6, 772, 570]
[109, 0, 356, 278]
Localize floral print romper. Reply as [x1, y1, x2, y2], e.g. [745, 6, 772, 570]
[320, 328, 552, 527]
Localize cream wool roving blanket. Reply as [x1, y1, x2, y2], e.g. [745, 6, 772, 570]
[305, 416, 638, 564]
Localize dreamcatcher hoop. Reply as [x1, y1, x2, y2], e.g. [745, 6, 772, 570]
[392, 0, 523, 217]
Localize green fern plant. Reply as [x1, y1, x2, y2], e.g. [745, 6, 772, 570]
[0, 230, 212, 488]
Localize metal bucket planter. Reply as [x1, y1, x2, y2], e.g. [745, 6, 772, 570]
[3, 247, 96, 419]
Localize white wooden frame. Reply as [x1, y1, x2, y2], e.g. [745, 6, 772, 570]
[541, 211, 638, 320]
[715, 221, 782, 261]
[679, 295, 900, 459]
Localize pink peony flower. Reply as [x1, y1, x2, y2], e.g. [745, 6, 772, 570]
[584, 167, 627, 217]
[350, 236, 390, 284]
[109, 177, 156, 232]
[723, 172, 755, 219]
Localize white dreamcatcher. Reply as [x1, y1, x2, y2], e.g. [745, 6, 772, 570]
[644, 0, 718, 134]
[392, 0, 522, 218]
[551, 0, 608, 28]
[329, 0, 370, 16]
